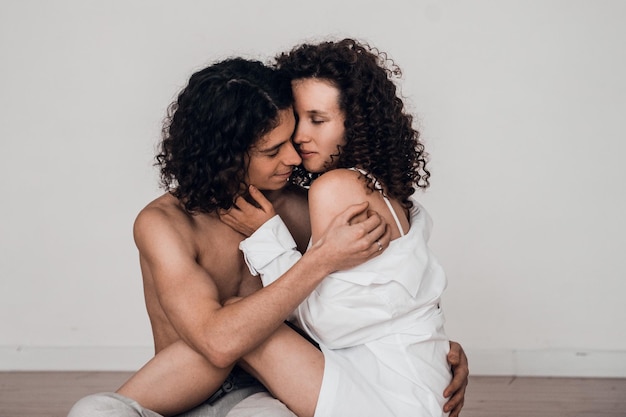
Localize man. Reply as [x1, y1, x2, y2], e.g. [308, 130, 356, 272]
[68, 57, 467, 417]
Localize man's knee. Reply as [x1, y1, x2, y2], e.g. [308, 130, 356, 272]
[226, 392, 296, 417]
[67, 392, 161, 417]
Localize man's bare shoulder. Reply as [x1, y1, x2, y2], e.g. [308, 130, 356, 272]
[135, 193, 190, 233]
[133, 193, 222, 253]
[134, 193, 241, 259]
[132, 194, 190, 253]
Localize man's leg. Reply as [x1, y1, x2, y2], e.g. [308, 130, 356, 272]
[239, 324, 324, 417]
[66, 368, 266, 417]
[225, 392, 296, 417]
[66, 387, 268, 417]
[177, 367, 265, 417]
[116, 342, 233, 415]
[67, 392, 162, 417]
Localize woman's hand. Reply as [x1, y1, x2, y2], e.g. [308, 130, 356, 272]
[219, 185, 277, 236]
[309, 202, 391, 273]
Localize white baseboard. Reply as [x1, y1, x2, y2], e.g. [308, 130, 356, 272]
[464, 348, 626, 377]
[2, 346, 626, 377]
[0, 346, 153, 371]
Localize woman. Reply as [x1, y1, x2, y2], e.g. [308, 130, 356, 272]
[227, 38, 452, 417]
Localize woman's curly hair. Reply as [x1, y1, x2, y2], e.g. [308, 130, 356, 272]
[276, 38, 430, 208]
[157, 58, 293, 213]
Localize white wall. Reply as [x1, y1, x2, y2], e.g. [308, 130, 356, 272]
[1, 0, 625, 376]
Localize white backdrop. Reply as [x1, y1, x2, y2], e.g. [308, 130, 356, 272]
[1, 0, 625, 376]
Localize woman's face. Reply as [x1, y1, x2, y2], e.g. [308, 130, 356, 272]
[292, 78, 346, 173]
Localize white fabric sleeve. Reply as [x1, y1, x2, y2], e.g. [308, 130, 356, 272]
[239, 215, 303, 287]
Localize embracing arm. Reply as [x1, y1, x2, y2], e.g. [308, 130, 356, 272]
[135, 203, 389, 369]
[221, 183, 469, 417]
[222, 185, 390, 288]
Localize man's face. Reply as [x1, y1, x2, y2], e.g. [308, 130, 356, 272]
[245, 108, 301, 191]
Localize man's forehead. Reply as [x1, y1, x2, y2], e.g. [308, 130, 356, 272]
[252, 110, 296, 152]
[250, 134, 272, 150]
[251, 135, 286, 154]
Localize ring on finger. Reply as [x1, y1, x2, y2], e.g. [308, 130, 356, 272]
[376, 240, 383, 251]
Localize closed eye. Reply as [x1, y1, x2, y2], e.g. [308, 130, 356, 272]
[261, 140, 291, 158]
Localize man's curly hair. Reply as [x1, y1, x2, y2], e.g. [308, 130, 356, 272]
[276, 38, 430, 208]
[157, 58, 293, 213]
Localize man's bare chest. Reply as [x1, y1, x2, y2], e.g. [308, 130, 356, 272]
[195, 233, 261, 301]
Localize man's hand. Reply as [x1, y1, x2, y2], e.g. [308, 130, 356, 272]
[219, 185, 276, 236]
[444, 341, 469, 417]
[310, 202, 391, 273]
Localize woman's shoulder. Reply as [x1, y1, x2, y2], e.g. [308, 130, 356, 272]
[309, 168, 367, 193]
[309, 168, 375, 211]
[307, 169, 375, 239]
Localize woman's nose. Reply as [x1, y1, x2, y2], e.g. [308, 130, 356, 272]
[293, 123, 308, 144]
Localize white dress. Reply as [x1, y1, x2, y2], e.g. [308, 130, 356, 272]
[240, 192, 451, 417]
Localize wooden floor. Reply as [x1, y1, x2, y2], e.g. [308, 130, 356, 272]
[1, 372, 625, 417]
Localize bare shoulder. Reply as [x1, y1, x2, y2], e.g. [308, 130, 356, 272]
[309, 169, 370, 206]
[133, 193, 195, 254]
[135, 194, 184, 232]
[308, 169, 374, 239]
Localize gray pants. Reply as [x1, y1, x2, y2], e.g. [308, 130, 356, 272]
[67, 389, 296, 417]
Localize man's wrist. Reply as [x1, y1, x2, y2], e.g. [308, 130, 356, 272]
[302, 242, 335, 277]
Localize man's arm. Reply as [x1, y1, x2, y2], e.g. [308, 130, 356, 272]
[224, 186, 470, 415]
[135, 203, 390, 369]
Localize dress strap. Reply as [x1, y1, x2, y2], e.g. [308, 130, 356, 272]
[348, 168, 405, 237]
[382, 195, 405, 237]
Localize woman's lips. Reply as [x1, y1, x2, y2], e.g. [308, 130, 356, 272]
[298, 150, 316, 159]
